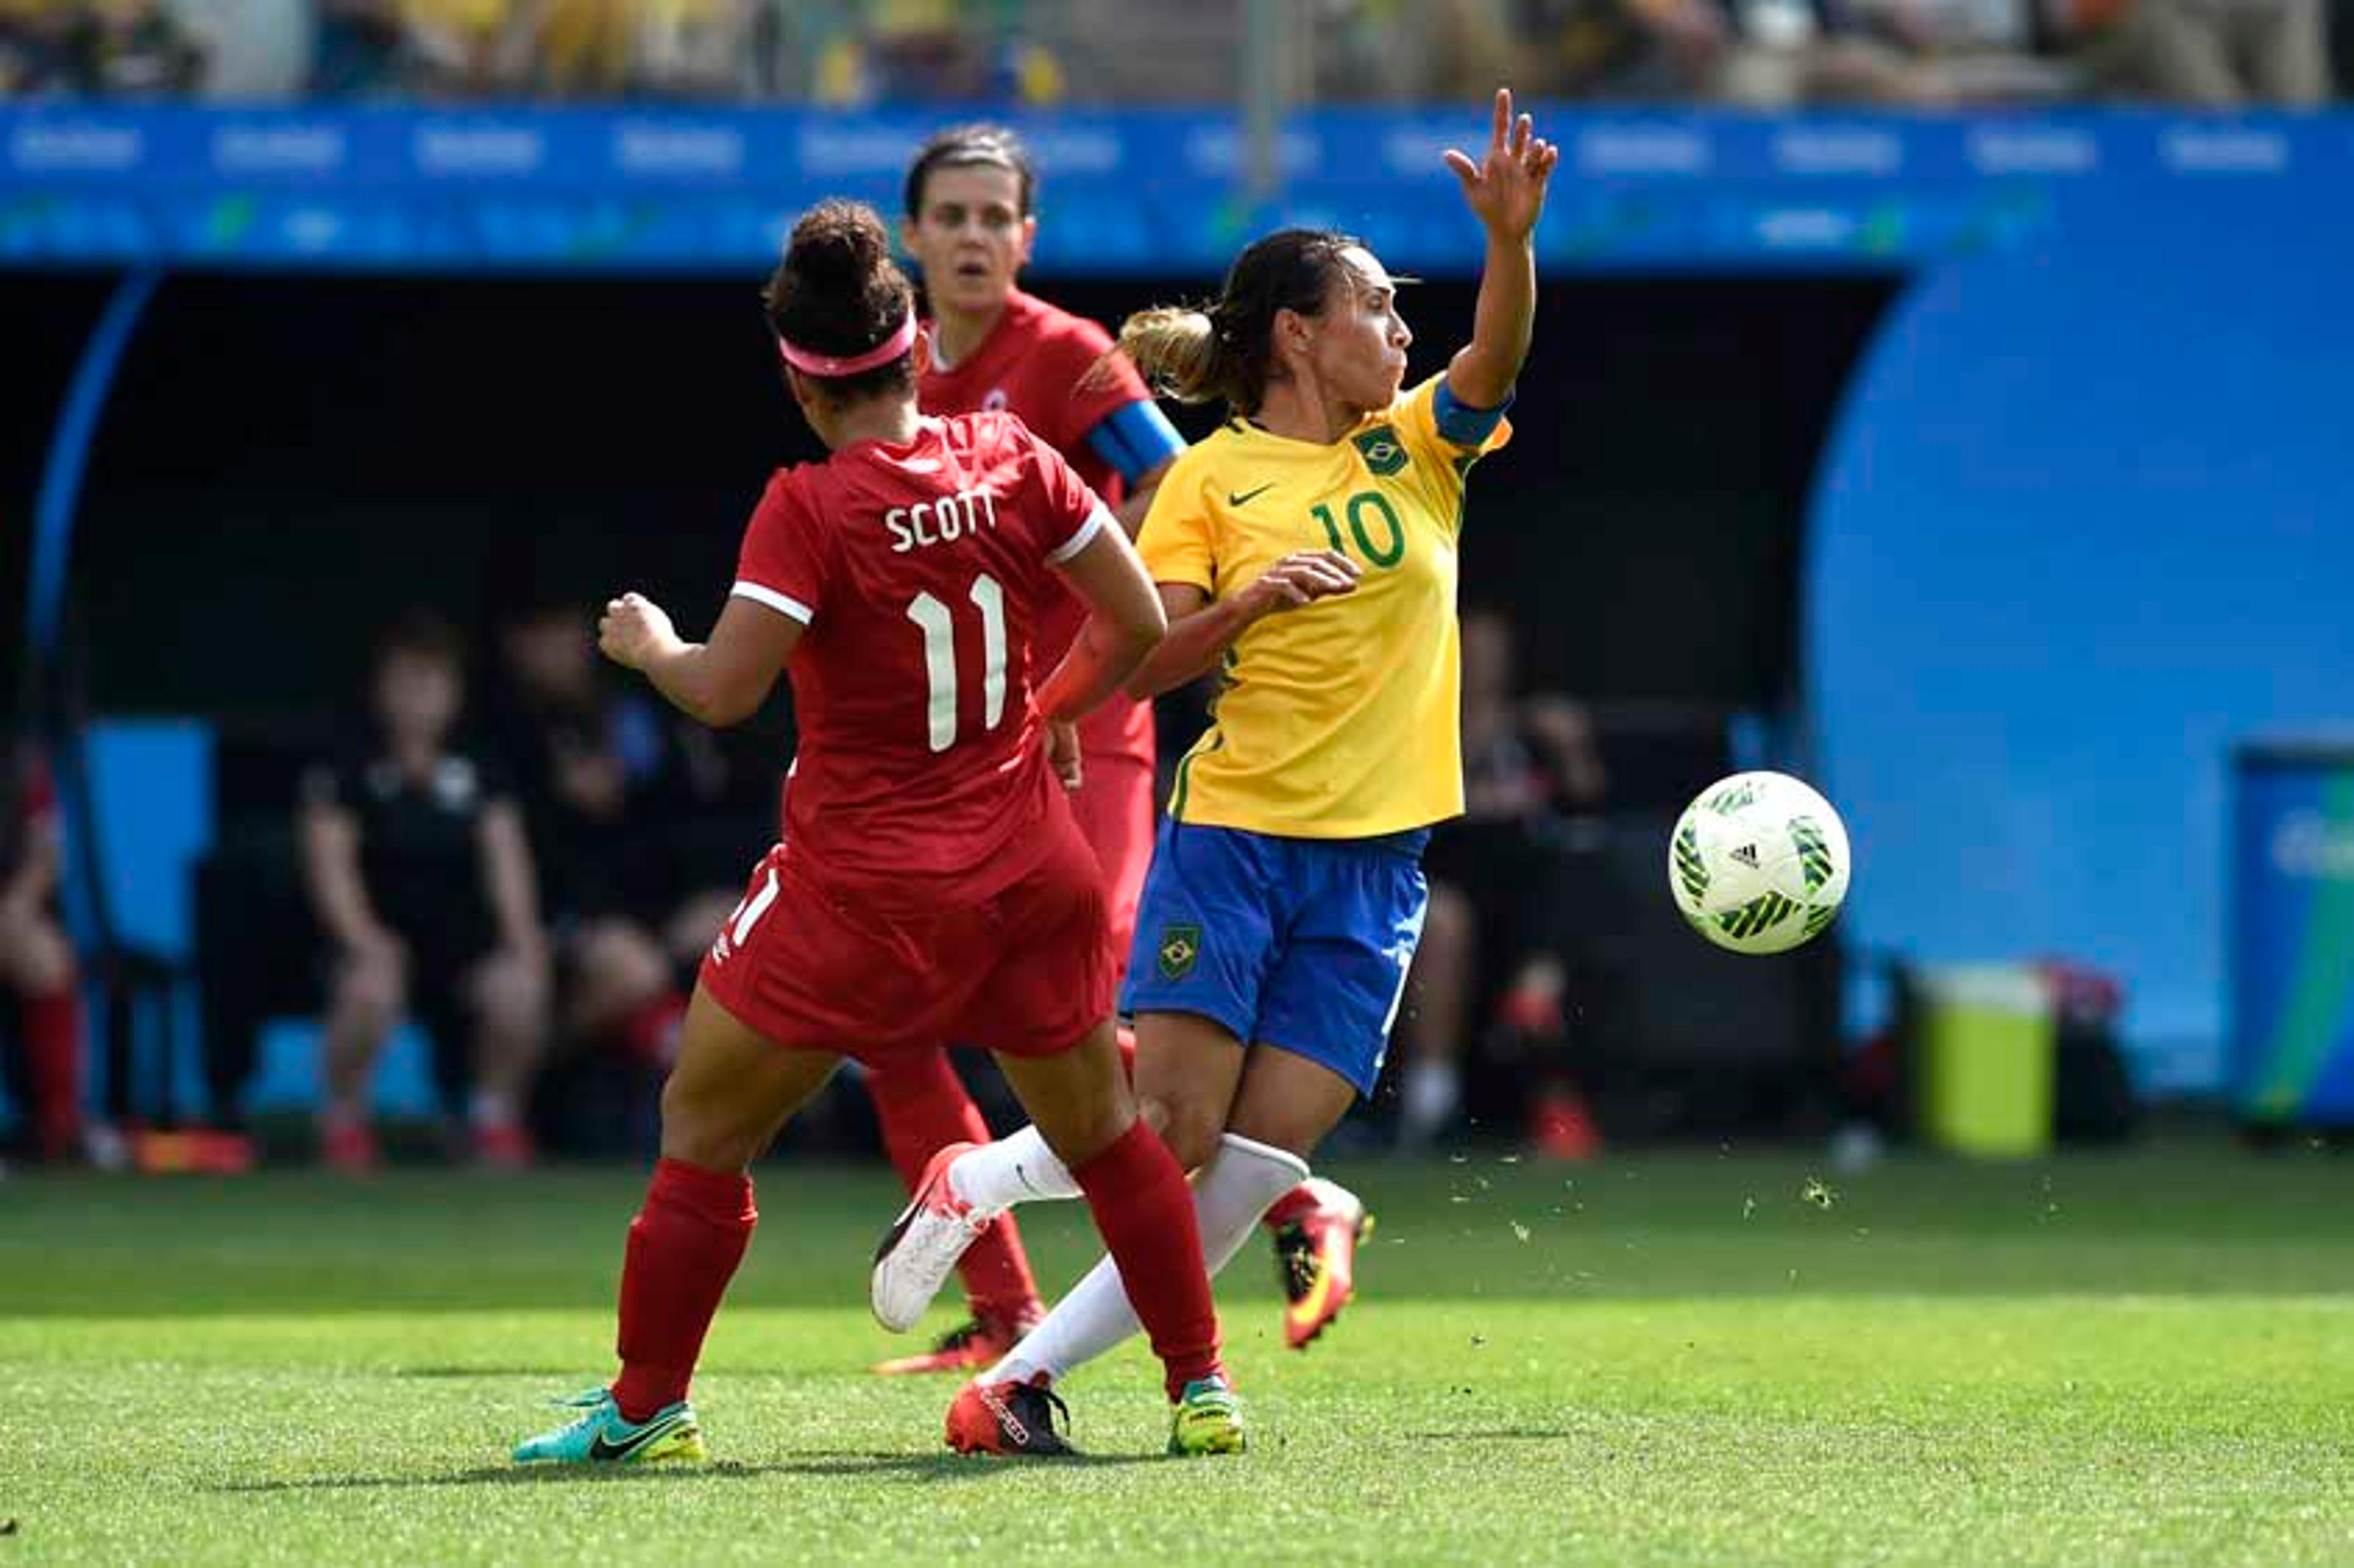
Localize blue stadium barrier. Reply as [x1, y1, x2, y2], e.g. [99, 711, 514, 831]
[1, 105, 2347, 273]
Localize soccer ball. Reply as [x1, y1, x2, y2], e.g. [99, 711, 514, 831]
[1667, 771, 1851, 956]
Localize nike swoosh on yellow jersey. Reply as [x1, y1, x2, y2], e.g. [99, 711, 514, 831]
[1227, 483, 1276, 506]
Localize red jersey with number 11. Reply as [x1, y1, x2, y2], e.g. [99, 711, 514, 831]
[921, 289, 1158, 766]
[733, 411, 1112, 908]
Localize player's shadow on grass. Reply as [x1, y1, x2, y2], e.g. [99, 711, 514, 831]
[214, 1452, 1159, 1494]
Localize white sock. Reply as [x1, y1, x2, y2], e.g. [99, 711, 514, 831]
[1400, 1062, 1460, 1144]
[989, 1131, 1311, 1387]
[947, 1124, 1081, 1215]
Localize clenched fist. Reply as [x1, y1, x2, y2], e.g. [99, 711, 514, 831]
[600, 592, 679, 671]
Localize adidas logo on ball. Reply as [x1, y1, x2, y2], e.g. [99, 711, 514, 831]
[1667, 772, 1852, 956]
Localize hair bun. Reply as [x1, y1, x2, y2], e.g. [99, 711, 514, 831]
[787, 200, 889, 292]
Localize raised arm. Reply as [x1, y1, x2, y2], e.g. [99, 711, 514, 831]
[600, 592, 802, 729]
[1441, 88, 1559, 411]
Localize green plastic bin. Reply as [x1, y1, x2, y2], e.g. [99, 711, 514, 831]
[1914, 965, 2054, 1158]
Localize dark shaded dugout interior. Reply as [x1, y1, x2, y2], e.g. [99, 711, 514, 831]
[7, 268, 1895, 736]
[1, 266, 1896, 1128]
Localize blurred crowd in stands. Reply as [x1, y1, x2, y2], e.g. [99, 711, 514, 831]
[0, 0, 2341, 107]
[4, 597, 1656, 1173]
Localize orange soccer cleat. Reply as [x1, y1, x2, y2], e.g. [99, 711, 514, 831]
[1267, 1178, 1373, 1350]
[944, 1374, 1076, 1457]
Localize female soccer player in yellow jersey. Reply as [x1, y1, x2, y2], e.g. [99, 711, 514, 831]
[863, 123, 1373, 1379]
[868, 88, 1558, 1456]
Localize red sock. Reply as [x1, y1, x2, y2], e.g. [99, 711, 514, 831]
[864, 1051, 1042, 1326]
[21, 986, 84, 1162]
[611, 1157, 756, 1421]
[1072, 1120, 1225, 1399]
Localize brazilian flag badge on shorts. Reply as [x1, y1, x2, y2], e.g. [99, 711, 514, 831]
[1157, 922, 1202, 981]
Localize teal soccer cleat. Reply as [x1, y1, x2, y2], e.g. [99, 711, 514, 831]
[512, 1388, 708, 1467]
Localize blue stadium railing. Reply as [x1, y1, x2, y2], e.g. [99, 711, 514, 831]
[2, 105, 2348, 273]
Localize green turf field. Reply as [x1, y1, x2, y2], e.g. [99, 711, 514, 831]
[4, 1143, 2352, 1564]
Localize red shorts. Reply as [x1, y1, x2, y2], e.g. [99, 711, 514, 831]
[699, 810, 1114, 1062]
[1068, 705, 1156, 981]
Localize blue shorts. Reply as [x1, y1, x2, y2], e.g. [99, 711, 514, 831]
[1119, 820, 1430, 1098]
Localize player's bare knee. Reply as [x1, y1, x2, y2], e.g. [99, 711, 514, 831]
[656, 1077, 759, 1172]
[477, 951, 549, 1031]
[338, 956, 405, 1023]
[1061, 1098, 1143, 1168]
[1148, 1097, 1224, 1173]
[9, 920, 77, 995]
[583, 920, 669, 1003]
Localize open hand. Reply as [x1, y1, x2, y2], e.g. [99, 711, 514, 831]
[1241, 550, 1361, 620]
[1444, 88, 1560, 245]
[599, 593, 677, 671]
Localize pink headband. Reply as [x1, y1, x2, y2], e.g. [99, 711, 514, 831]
[777, 314, 918, 378]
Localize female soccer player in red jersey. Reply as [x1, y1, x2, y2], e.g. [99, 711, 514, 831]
[513, 200, 1242, 1466]
[1, 741, 93, 1165]
[870, 89, 1557, 1456]
[861, 123, 1374, 1377]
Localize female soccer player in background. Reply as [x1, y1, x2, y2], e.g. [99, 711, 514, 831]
[1, 740, 94, 1166]
[514, 200, 1241, 1466]
[870, 89, 1556, 1455]
[866, 123, 1370, 1375]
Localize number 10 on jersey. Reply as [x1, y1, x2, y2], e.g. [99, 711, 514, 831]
[905, 574, 1008, 752]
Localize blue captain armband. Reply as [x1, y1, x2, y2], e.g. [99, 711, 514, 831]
[1084, 400, 1187, 487]
[1434, 379, 1513, 447]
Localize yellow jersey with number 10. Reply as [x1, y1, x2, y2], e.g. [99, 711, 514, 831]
[1137, 373, 1512, 840]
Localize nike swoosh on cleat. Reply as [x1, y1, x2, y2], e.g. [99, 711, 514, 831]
[1289, 1266, 1336, 1330]
[1227, 484, 1276, 506]
[587, 1417, 679, 1462]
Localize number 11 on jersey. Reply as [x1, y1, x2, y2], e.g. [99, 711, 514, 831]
[905, 573, 1007, 752]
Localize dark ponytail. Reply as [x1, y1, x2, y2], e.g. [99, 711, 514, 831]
[1111, 228, 1360, 416]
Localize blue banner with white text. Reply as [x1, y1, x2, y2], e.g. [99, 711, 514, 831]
[2, 105, 2347, 273]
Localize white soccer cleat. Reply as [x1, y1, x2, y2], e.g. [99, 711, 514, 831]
[870, 1140, 994, 1333]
